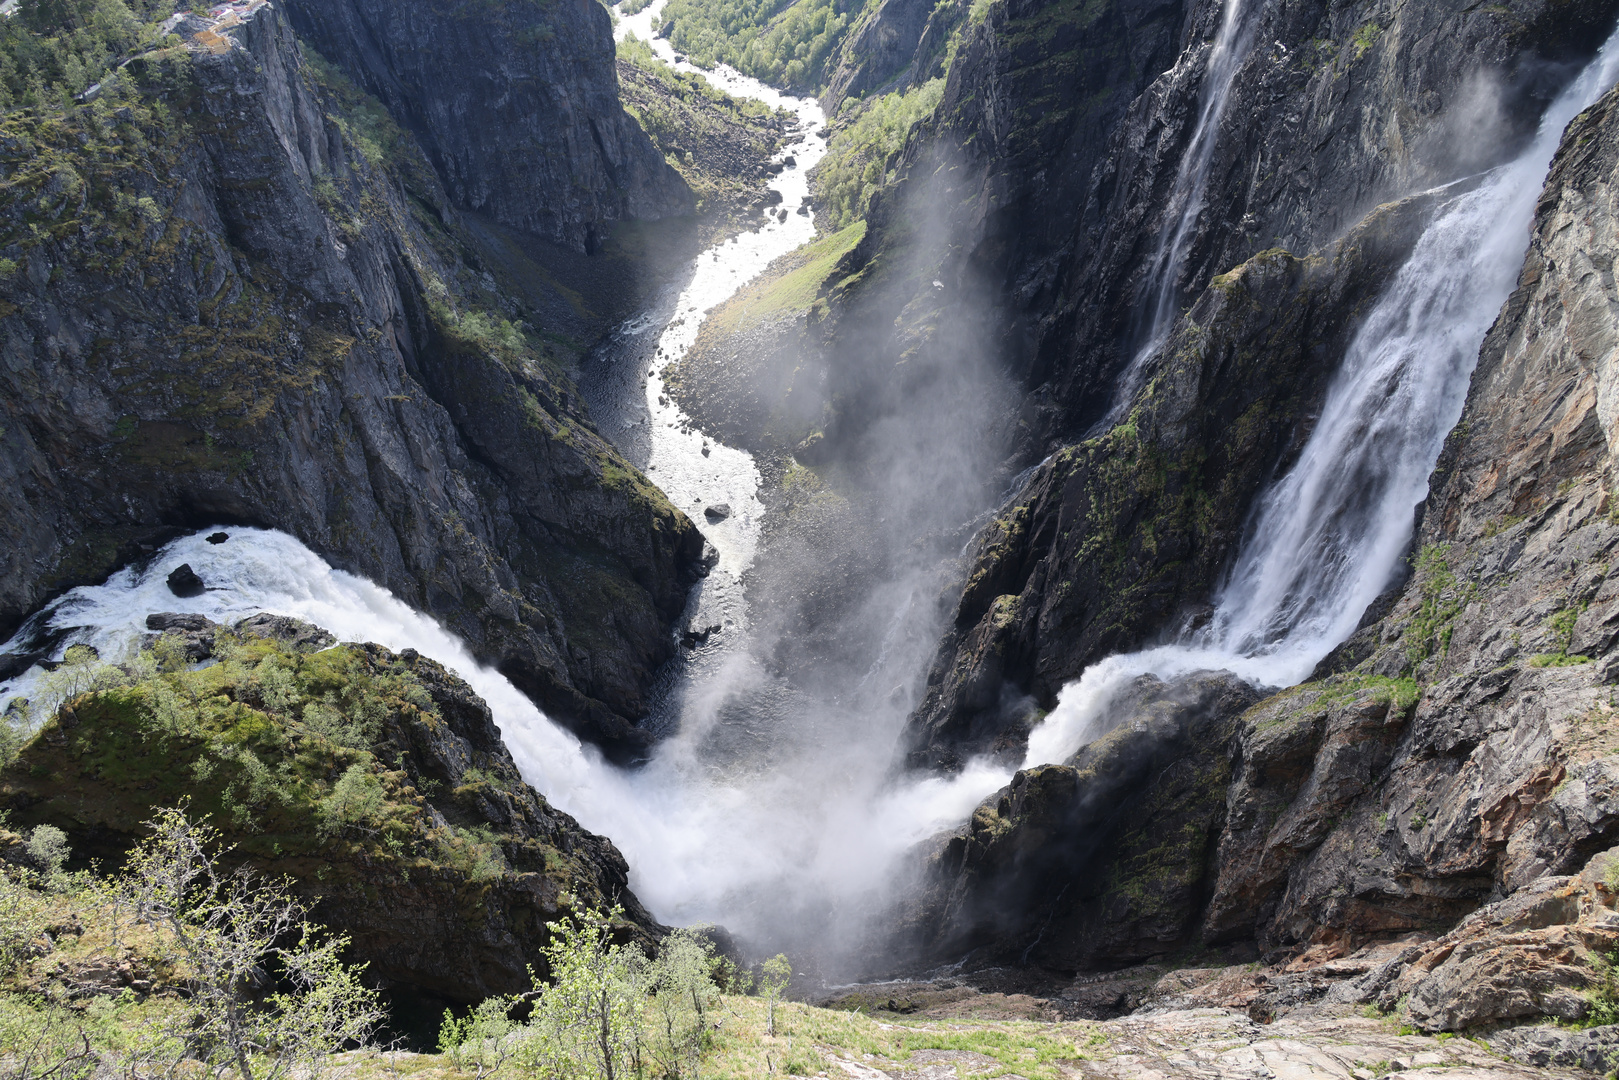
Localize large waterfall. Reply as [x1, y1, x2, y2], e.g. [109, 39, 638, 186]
[4, 0, 1618, 974]
[1025, 20, 1619, 766]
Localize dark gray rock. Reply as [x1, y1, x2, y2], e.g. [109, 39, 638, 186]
[279, 0, 692, 252]
[165, 565, 205, 599]
[0, 6, 704, 760]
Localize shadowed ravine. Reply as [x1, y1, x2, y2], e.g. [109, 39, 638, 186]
[6, 0, 1619, 1003]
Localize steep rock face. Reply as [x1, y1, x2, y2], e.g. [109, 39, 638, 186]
[901, 0, 1619, 766]
[280, 0, 693, 252]
[900, 672, 1260, 973]
[905, 193, 1446, 767]
[1193, 83, 1619, 962]
[0, 615, 662, 1003]
[898, 74, 1619, 986]
[0, 8, 704, 757]
[821, 0, 960, 113]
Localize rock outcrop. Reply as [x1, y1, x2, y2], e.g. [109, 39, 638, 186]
[0, 614, 661, 1004]
[279, 0, 692, 253]
[901, 76, 1619, 1022]
[0, 6, 705, 758]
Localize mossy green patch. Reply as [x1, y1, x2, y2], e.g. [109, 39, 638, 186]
[707, 220, 866, 334]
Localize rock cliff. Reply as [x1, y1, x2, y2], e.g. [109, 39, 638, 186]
[279, 0, 693, 253]
[0, 5, 706, 758]
[901, 0, 1619, 768]
[899, 76, 1619, 1035]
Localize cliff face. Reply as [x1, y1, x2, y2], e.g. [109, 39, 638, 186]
[0, 7, 704, 758]
[901, 81, 1619, 1030]
[901, 0, 1619, 769]
[280, 0, 693, 253]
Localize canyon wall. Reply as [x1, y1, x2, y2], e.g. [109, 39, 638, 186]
[0, 6, 704, 758]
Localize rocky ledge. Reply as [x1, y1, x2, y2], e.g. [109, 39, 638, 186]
[0, 613, 662, 1004]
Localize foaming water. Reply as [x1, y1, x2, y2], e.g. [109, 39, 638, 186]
[0, 5, 989, 956]
[1102, 0, 1259, 425]
[1025, 23, 1619, 767]
[5, 3, 1612, 971]
[0, 527, 995, 939]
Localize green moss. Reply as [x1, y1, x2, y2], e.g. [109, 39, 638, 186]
[1405, 544, 1476, 664]
[706, 220, 866, 334]
[1351, 22, 1383, 60]
[1, 636, 569, 890]
[1530, 653, 1592, 668]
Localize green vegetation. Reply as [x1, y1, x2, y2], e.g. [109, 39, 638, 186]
[2, 630, 542, 881]
[702, 219, 865, 334]
[0, 0, 181, 112]
[617, 31, 787, 219]
[1316, 671, 1421, 712]
[0, 807, 380, 1080]
[1531, 604, 1593, 667]
[1405, 544, 1476, 664]
[660, 0, 858, 89]
[813, 78, 943, 229]
[437, 912, 732, 1080]
[1351, 21, 1382, 60]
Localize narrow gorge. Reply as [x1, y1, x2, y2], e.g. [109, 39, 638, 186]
[7, 0, 1619, 1076]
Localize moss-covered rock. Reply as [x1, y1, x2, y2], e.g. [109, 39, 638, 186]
[0, 615, 661, 1004]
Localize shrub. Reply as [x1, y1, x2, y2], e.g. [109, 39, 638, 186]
[120, 805, 383, 1080]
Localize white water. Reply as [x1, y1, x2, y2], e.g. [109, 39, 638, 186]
[0, 8, 999, 952]
[1021, 22, 1619, 768]
[6, 1, 1615, 968]
[1103, 0, 1259, 423]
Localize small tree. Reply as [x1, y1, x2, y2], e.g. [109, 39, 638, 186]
[760, 953, 791, 1037]
[438, 995, 521, 1079]
[26, 824, 71, 886]
[519, 907, 648, 1080]
[122, 805, 382, 1080]
[644, 928, 720, 1079]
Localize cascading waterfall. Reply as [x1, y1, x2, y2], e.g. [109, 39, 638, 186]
[1024, 20, 1619, 768]
[1102, 0, 1259, 424]
[4, 0, 1617, 976]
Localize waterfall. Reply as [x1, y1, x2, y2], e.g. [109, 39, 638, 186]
[1026, 21, 1619, 767]
[1102, 0, 1259, 425]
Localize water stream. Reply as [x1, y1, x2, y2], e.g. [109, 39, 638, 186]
[1022, 19, 1619, 767]
[1, 0, 1614, 975]
[1102, 0, 1259, 425]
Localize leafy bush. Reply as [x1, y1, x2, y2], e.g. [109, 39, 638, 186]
[435, 911, 731, 1080]
[0, 807, 382, 1080]
[812, 78, 943, 229]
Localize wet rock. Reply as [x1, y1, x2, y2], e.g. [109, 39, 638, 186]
[704, 503, 732, 522]
[145, 613, 214, 634]
[899, 671, 1262, 971]
[681, 624, 721, 649]
[205, 532, 229, 544]
[165, 564, 205, 598]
